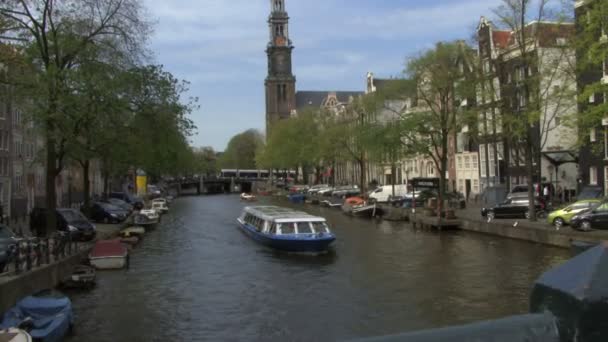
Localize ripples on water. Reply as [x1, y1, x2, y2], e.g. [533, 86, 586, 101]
[67, 195, 569, 341]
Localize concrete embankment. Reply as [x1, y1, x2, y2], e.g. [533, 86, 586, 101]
[456, 208, 608, 249]
[0, 223, 121, 314]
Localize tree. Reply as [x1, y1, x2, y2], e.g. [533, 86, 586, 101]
[492, 0, 576, 221]
[575, 0, 608, 149]
[220, 129, 264, 170]
[190, 147, 218, 178]
[402, 42, 476, 218]
[0, 0, 150, 233]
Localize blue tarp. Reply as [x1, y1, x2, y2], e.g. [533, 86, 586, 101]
[1, 291, 73, 342]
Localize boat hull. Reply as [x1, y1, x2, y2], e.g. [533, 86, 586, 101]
[89, 256, 127, 270]
[237, 220, 334, 253]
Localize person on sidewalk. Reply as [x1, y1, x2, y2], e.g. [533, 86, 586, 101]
[543, 185, 550, 203]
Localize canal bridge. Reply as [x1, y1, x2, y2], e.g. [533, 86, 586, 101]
[165, 169, 289, 195]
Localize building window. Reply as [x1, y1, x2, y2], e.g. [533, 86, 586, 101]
[555, 116, 561, 126]
[473, 179, 479, 193]
[464, 156, 471, 170]
[590, 167, 598, 185]
[458, 179, 465, 193]
[472, 155, 478, 169]
[589, 93, 596, 103]
[591, 127, 597, 142]
[457, 156, 463, 169]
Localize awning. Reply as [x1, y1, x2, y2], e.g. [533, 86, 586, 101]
[542, 150, 578, 166]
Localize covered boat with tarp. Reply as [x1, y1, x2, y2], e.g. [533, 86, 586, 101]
[237, 206, 336, 253]
[0, 290, 73, 342]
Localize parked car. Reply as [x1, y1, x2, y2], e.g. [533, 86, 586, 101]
[102, 198, 134, 212]
[369, 185, 408, 203]
[507, 183, 553, 199]
[332, 185, 360, 198]
[546, 199, 601, 228]
[147, 184, 163, 198]
[307, 184, 329, 195]
[30, 208, 96, 241]
[87, 202, 129, 224]
[482, 196, 545, 220]
[0, 225, 16, 272]
[109, 192, 144, 210]
[571, 202, 608, 231]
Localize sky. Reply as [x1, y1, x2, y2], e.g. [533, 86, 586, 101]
[142, 0, 503, 151]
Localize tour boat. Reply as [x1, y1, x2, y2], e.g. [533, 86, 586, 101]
[240, 193, 256, 201]
[237, 206, 336, 253]
[89, 240, 129, 270]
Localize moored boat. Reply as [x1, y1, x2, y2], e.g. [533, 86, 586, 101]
[89, 240, 128, 270]
[0, 328, 32, 342]
[236, 206, 336, 253]
[0, 290, 73, 342]
[121, 226, 146, 236]
[240, 193, 257, 201]
[60, 265, 96, 289]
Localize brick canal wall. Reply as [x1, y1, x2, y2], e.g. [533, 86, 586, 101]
[0, 223, 121, 314]
[0, 248, 90, 314]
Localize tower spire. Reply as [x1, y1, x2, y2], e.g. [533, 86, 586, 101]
[265, 0, 296, 136]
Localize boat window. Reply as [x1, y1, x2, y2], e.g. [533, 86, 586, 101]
[296, 222, 313, 234]
[270, 223, 277, 234]
[312, 222, 330, 233]
[281, 223, 296, 234]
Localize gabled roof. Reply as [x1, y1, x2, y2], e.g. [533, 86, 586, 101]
[492, 31, 512, 49]
[295, 91, 363, 109]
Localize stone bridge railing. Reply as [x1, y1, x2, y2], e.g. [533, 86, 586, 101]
[354, 242, 608, 342]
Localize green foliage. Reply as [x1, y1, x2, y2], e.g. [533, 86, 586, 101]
[575, 0, 608, 139]
[220, 129, 264, 169]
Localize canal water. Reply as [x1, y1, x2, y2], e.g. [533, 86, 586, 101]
[67, 195, 569, 341]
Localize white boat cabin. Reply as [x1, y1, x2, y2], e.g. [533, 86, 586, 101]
[240, 206, 331, 236]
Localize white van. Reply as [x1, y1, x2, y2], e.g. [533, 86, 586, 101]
[369, 185, 408, 203]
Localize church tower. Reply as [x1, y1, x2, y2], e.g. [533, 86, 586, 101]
[265, 0, 296, 136]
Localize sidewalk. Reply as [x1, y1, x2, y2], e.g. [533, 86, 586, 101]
[455, 204, 608, 248]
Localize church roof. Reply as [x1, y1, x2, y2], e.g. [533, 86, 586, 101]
[295, 91, 363, 109]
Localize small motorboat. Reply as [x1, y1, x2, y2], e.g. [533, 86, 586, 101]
[121, 226, 146, 236]
[89, 240, 129, 270]
[151, 199, 169, 214]
[0, 290, 73, 342]
[288, 193, 306, 204]
[0, 328, 32, 342]
[139, 209, 160, 223]
[61, 265, 96, 289]
[240, 193, 257, 201]
[119, 235, 140, 247]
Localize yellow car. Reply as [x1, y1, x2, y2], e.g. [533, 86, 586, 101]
[547, 199, 602, 227]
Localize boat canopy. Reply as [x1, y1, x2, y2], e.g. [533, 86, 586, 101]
[243, 206, 326, 223]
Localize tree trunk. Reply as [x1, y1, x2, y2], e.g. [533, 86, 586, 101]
[525, 134, 537, 221]
[359, 157, 367, 193]
[391, 161, 396, 197]
[82, 160, 91, 218]
[45, 138, 57, 237]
